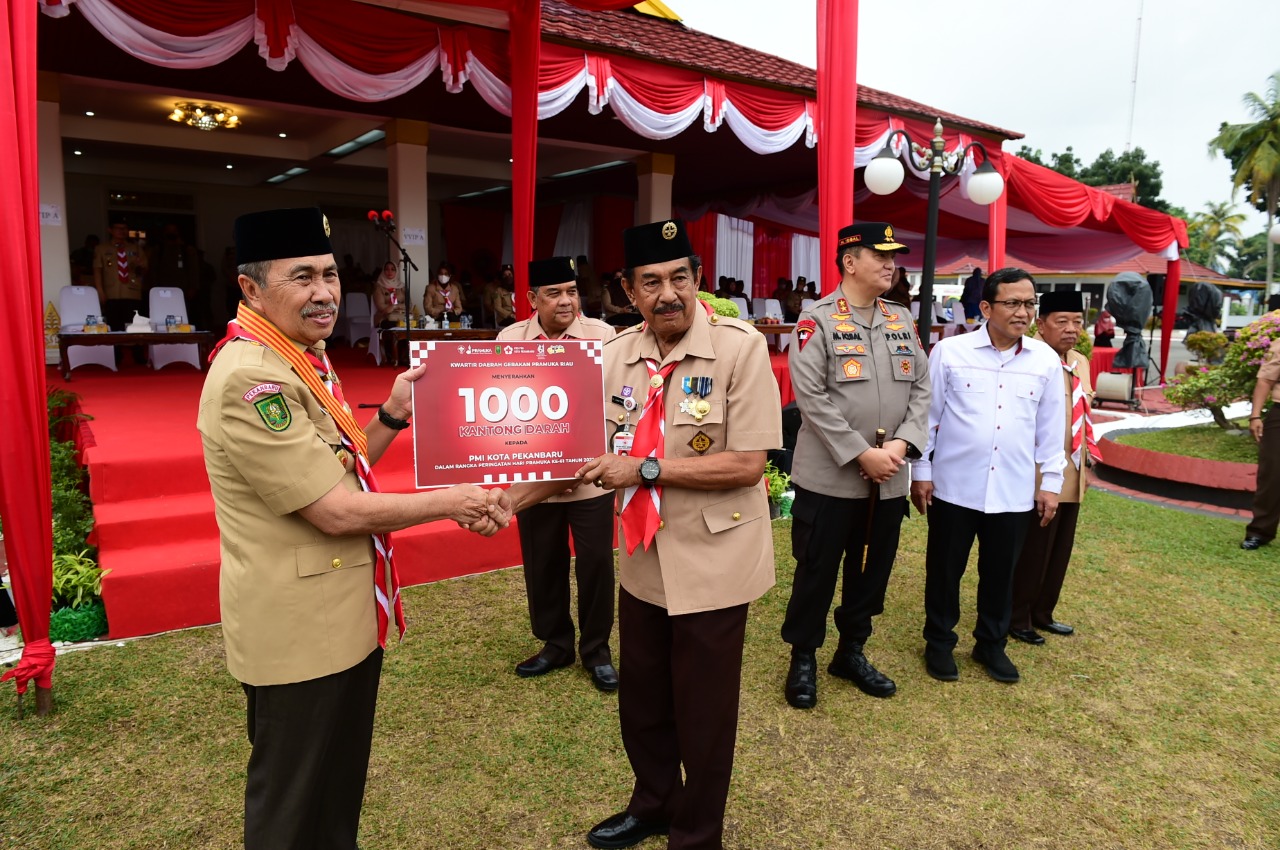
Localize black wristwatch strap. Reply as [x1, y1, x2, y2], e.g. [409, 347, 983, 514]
[377, 405, 411, 431]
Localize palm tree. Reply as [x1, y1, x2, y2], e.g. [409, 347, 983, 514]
[1209, 71, 1280, 293]
[1188, 201, 1248, 272]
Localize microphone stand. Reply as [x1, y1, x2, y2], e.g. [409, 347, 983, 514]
[378, 220, 418, 357]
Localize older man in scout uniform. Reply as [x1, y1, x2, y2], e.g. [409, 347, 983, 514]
[498, 256, 620, 691]
[1010, 291, 1099, 644]
[1242, 328, 1280, 550]
[503, 219, 781, 850]
[780, 222, 930, 708]
[198, 207, 504, 850]
[92, 217, 147, 331]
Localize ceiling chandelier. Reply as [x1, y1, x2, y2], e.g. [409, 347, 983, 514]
[168, 102, 240, 131]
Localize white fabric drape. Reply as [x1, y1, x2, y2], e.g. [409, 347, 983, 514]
[715, 215, 754, 288]
[791, 234, 822, 292]
[553, 201, 592, 260]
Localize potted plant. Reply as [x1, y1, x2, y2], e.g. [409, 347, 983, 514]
[49, 549, 109, 643]
[763, 460, 792, 519]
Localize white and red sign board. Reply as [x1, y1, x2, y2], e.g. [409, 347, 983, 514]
[409, 340, 607, 488]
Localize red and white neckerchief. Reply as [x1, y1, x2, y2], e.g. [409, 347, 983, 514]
[210, 304, 406, 645]
[618, 358, 679, 554]
[116, 245, 129, 284]
[440, 284, 453, 314]
[1067, 361, 1102, 469]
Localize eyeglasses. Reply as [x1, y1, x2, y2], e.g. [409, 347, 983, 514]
[990, 299, 1038, 312]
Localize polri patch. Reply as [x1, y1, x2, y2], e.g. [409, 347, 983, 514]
[795, 317, 817, 351]
[253, 392, 292, 432]
[242, 382, 282, 402]
[688, 431, 714, 454]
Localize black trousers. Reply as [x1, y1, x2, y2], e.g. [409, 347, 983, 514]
[242, 647, 383, 850]
[1011, 501, 1081, 631]
[515, 493, 616, 666]
[1247, 405, 1280, 542]
[922, 498, 1033, 652]
[619, 588, 748, 850]
[781, 485, 906, 650]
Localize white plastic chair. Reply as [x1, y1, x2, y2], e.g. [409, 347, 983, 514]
[58, 286, 117, 375]
[148, 288, 202, 372]
[729, 297, 749, 320]
[800, 298, 815, 312]
[764, 298, 783, 319]
[341, 293, 372, 347]
[752, 298, 766, 321]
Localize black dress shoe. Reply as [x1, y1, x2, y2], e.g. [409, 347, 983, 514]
[1241, 536, 1267, 550]
[1036, 621, 1075, 636]
[971, 645, 1020, 683]
[828, 643, 896, 697]
[514, 650, 571, 678]
[589, 663, 619, 692]
[784, 648, 818, 709]
[586, 811, 669, 849]
[1009, 628, 1045, 645]
[924, 647, 958, 681]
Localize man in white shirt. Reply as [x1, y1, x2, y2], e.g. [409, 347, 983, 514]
[910, 268, 1066, 684]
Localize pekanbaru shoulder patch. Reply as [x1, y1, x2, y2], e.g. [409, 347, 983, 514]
[795, 317, 817, 351]
[253, 392, 292, 432]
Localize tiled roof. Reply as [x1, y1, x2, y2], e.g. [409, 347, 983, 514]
[540, 1, 1022, 140]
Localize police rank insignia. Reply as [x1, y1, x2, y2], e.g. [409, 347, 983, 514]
[795, 317, 817, 351]
[842, 358, 863, 379]
[836, 297, 850, 314]
[253, 392, 292, 431]
[899, 358, 913, 376]
[688, 431, 714, 454]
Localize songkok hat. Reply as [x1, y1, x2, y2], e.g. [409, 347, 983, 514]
[624, 219, 695, 269]
[837, 222, 910, 256]
[528, 257, 577, 288]
[235, 207, 333, 265]
[1038, 290, 1084, 316]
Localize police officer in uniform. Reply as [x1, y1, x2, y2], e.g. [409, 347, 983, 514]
[780, 222, 930, 708]
[498, 256, 620, 690]
[198, 207, 504, 850]
[503, 220, 782, 850]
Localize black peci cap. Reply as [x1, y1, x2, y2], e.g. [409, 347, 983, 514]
[234, 207, 333, 266]
[1038, 290, 1084, 316]
[623, 219, 695, 269]
[528, 256, 577, 288]
[836, 221, 910, 256]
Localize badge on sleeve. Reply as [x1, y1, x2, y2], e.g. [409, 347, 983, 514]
[795, 317, 817, 351]
[253, 392, 292, 431]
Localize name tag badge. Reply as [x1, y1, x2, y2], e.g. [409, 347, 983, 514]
[613, 429, 635, 456]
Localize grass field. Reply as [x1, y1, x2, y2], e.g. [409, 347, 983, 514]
[1114, 423, 1260, 464]
[2, 491, 1277, 850]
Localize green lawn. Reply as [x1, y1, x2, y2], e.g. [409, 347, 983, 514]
[2, 491, 1277, 849]
[1114, 423, 1260, 464]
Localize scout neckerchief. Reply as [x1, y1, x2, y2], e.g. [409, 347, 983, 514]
[618, 358, 679, 554]
[1067, 361, 1102, 470]
[210, 303, 406, 645]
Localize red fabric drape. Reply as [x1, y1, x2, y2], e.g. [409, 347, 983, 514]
[591, 195, 633, 275]
[510, 0, 539, 321]
[1161, 257, 1181, 380]
[816, 0, 857, 295]
[988, 188, 1008, 271]
[685, 214, 717, 288]
[752, 224, 792, 300]
[0, 0, 56, 696]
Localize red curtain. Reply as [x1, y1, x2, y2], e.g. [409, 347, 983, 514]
[752, 223, 792, 299]
[0, 0, 56, 698]
[1161, 257, 1181, 379]
[816, 0, 857, 295]
[686, 214, 717, 289]
[591, 195, 634, 276]
[509, 0, 539, 321]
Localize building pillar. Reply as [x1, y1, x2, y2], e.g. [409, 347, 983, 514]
[635, 153, 675, 225]
[385, 119, 431, 313]
[38, 72, 72, 363]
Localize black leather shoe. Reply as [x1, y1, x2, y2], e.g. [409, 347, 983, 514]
[924, 647, 958, 681]
[784, 648, 818, 709]
[828, 643, 896, 697]
[589, 663, 619, 692]
[586, 811, 669, 849]
[514, 650, 571, 678]
[1036, 621, 1075, 636]
[972, 645, 1020, 683]
[1009, 628, 1045, 645]
[1241, 536, 1266, 550]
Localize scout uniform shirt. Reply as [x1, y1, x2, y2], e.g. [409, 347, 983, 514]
[604, 309, 782, 614]
[1034, 339, 1094, 503]
[198, 337, 377, 686]
[789, 294, 931, 500]
[497, 312, 616, 504]
[93, 238, 147, 300]
[423, 281, 466, 319]
[1258, 337, 1280, 403]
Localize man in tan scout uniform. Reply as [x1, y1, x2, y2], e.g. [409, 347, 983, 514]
[498, 256, 619, 691]
[92, 217, 147, 331]
[780, 222, 930, 709]
[198, 207, 504, 850]
[504, 219, 781, 850]
[1242, 330, 1280, 550]
[1010, 291, 1098, 643]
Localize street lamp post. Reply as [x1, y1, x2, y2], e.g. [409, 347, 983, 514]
[864, 118, 1005, 350]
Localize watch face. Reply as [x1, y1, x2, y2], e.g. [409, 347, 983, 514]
[640, 457, 660, 483]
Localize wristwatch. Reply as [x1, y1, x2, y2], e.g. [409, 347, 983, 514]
[639, 457, 661, 487]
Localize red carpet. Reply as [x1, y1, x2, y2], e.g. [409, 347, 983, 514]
[53, 347, 525, 639]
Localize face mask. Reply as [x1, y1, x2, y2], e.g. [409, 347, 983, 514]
[438, 274, 450, 284]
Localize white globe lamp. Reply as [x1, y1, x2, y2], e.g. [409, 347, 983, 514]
[967, 160, 1005, 206]
[864, 148, 906, 196]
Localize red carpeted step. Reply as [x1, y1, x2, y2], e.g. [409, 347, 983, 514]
[92, 491, 218, 550]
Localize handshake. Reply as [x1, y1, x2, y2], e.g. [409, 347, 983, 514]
[452, 485, 515, 537]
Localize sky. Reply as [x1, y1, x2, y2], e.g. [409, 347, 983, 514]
[676, 0, 1280, 235]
